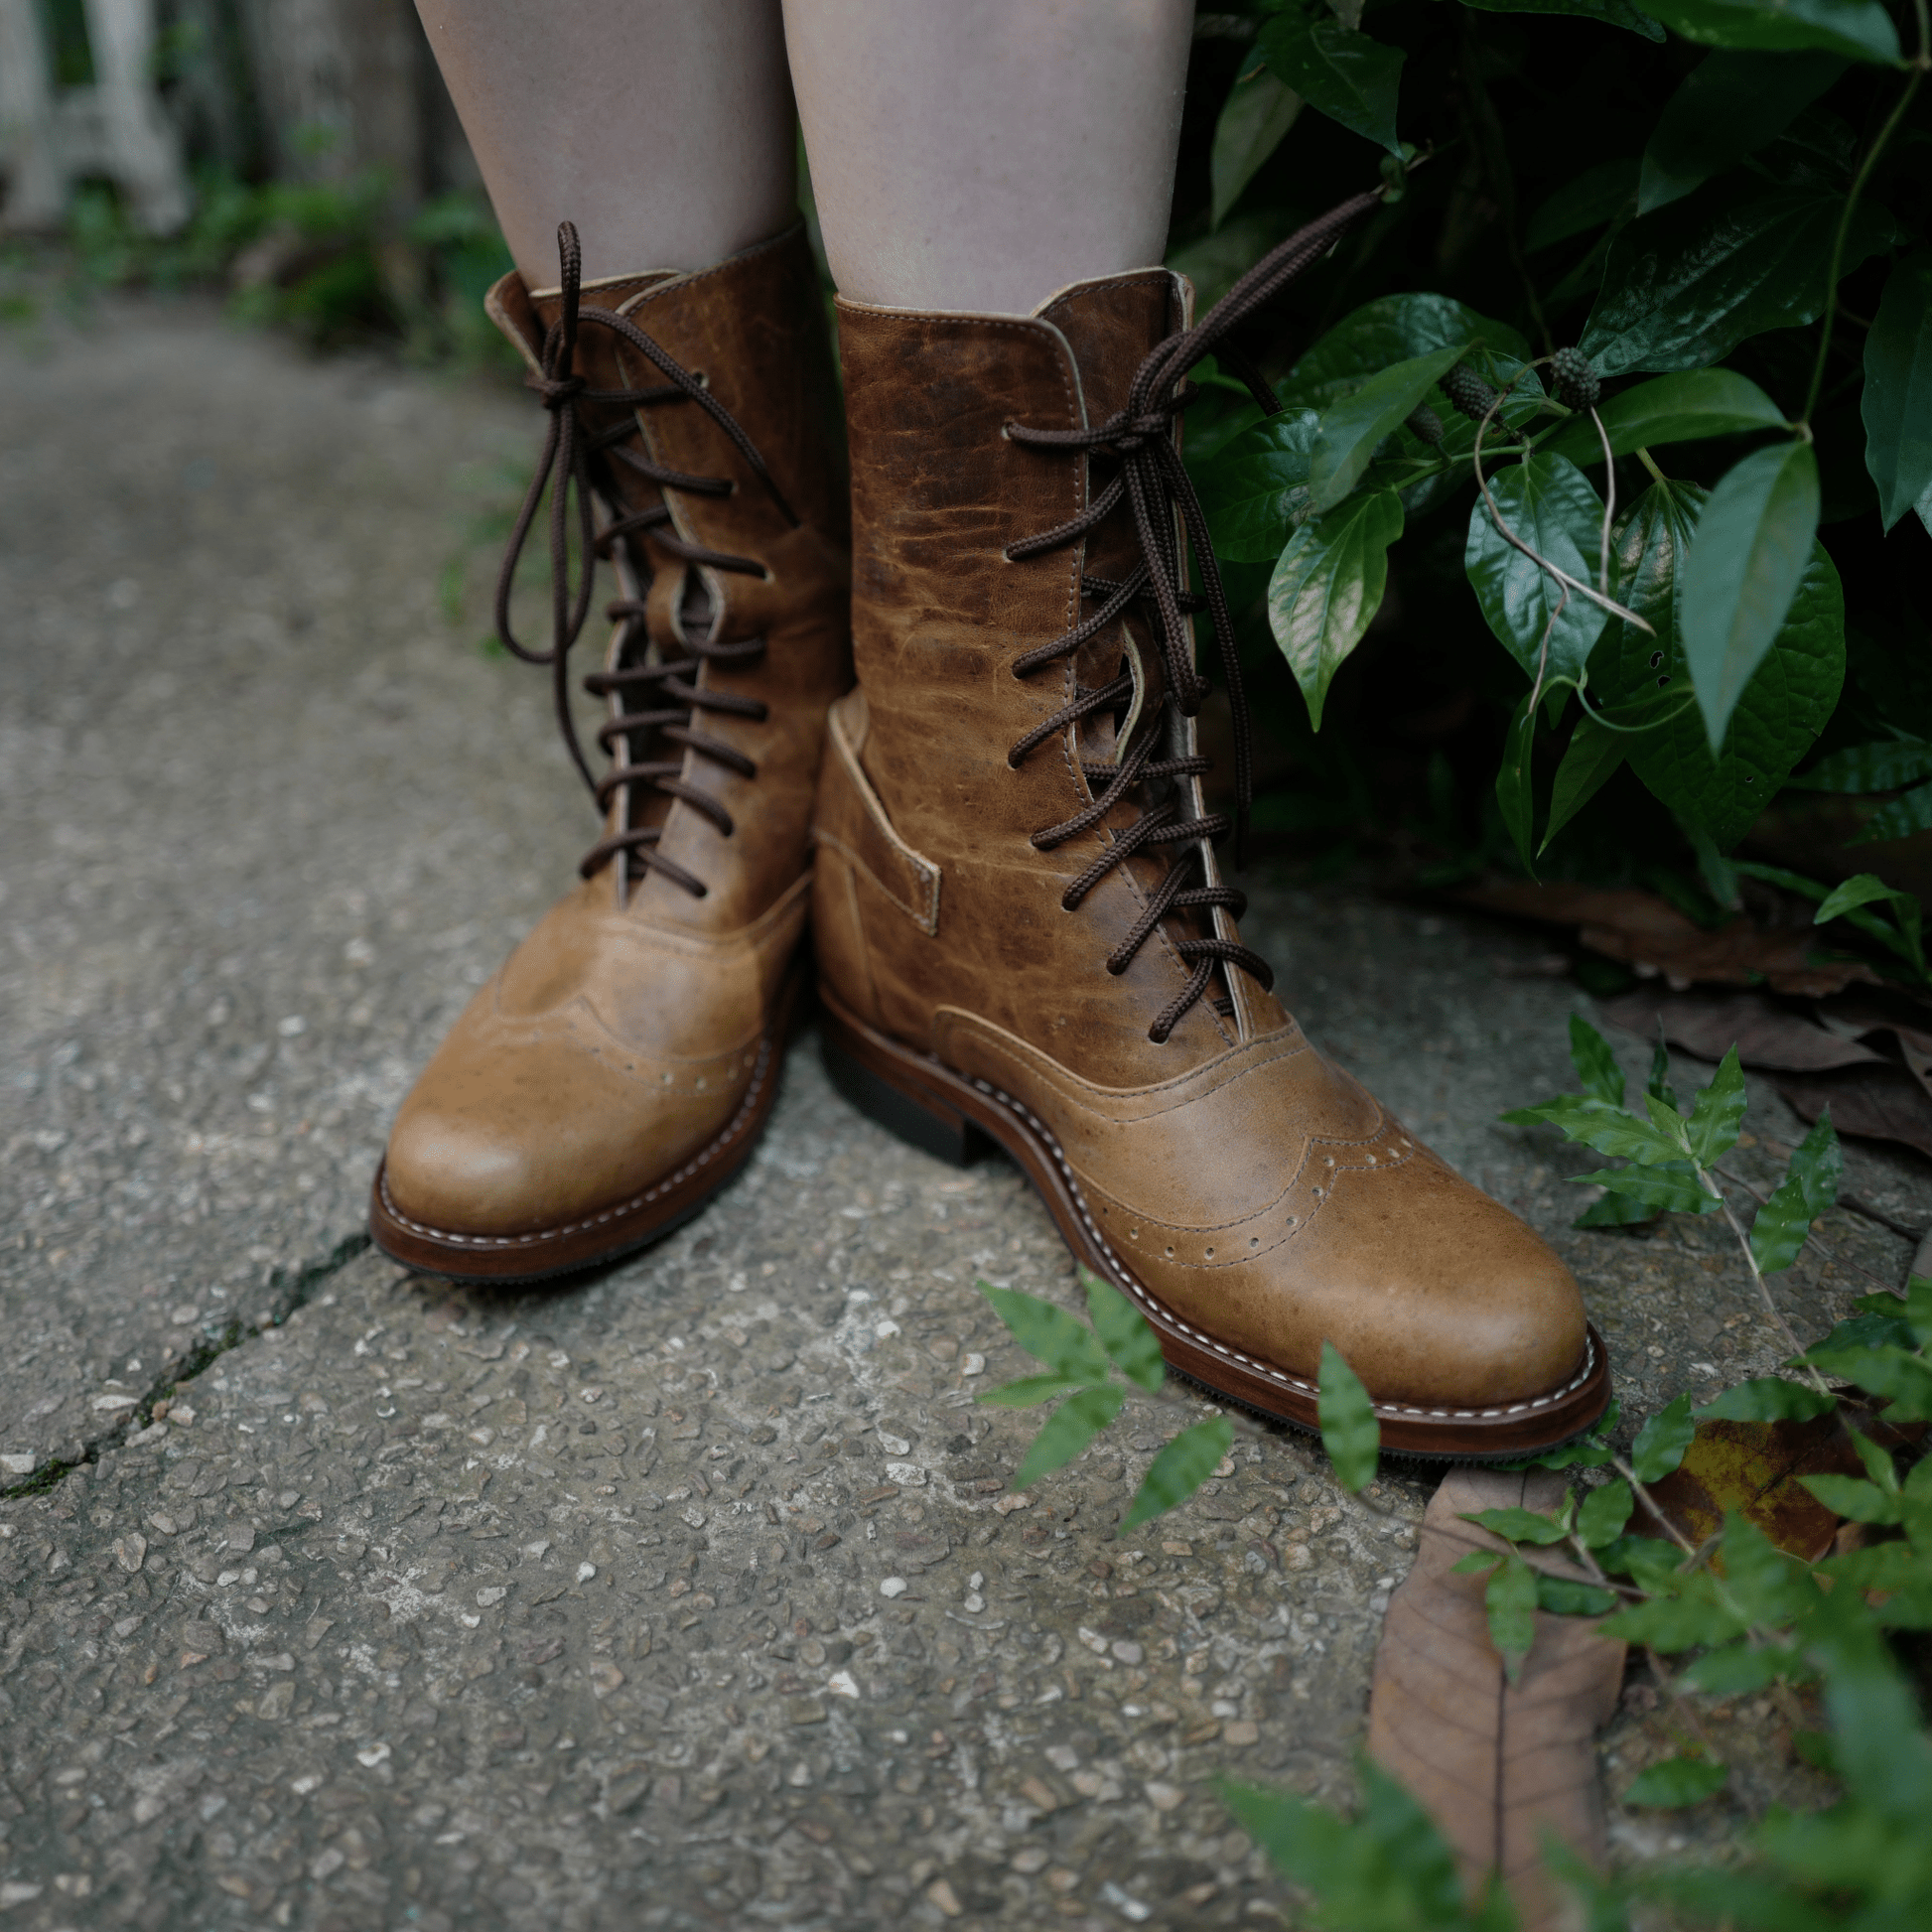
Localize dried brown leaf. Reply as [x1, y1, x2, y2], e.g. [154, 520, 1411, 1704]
[1457, 882, 1878, 996]
[1778, 1065, 1932, 1164]
[1598, 987, 1882, 1073]
[1368, 1469, 1624, 1932]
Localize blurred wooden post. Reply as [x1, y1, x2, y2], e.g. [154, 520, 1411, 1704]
[0, 0, 190, 232]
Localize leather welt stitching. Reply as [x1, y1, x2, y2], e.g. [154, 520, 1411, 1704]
[378, 1029, 774, 1249]
[962, 1070, 1596, 1426]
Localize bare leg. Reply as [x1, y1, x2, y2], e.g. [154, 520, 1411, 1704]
[415, 0, 797, 285]
[783, 0, 1194, 316]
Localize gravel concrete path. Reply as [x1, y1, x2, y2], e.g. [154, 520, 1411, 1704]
[4, 296, 1929, 1930]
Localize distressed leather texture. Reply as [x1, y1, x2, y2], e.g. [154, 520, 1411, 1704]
[381, 227, 848, 1243]
[811, 278, 1589, 1410]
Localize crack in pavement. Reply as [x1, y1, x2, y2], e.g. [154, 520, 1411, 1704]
[1, 1228, 373, 1500]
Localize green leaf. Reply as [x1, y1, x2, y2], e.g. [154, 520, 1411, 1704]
[1504, 1400, 1622, 1469]
[1568, 1015, 1626, 1107]
[1785, 737, 1932, 793]
[1599, 1580, 1749, 1649]
[1681, 440, 1821, 753]
[1580, 182, 1900, 379]
[1625, 1753, 1730, 1807]
[1083, 1271, 1165, 1393]
[1539, 368, 1787, 468]
[1570, 1162, 1716, 1212]
[1798, 1472, 1902, 1522]
[1580, 1479, 1634, 1547]
[1317, 1341, 1380, 1493]
[1536, 1575, 1619, 1616]
[1495, 689, 1539, 875]
[1682, 1638, 1808, 1693]
[1632, 1392, 1696, 1481]
[1279, 293, 1534, 416]
[1587, 481, 1845, 847]
[1813, 873, 1926, 976]
[980, 1285, 1111, 1384]
[1197, 410, 1320, 562]
[1543, 711, 1628, 851]
[977, 1374, 1091, 1409]
[1638, 51, 1848, 215]
[1749, 1111, 1842, 1274]
[1459, 0, 1665, 39]
[1631, 0, 1901, 63]
[1696, 1376, 1839, 1422]
[1574, 1184, 1663, 1228]
[1847, 1426, 1901, 1491]
[1648, 1036, 1680, 1112]
[1502, 1092, 1690, 1166]
[1268, 487, 1405, 728]
[1465, 455, 1612, 687]
[1800, 1344, 1932, 1421]
[1255, 6, 1405, 155]
[1311, 347, 1469, 512]
[1451, 1550, 1506, 1576]
[1486, 1554, 1540, 1683]
[1850, 780, 1932, 846]
[1462, 1505, 1573, 1546]
[1527, 157, 1640, 252]
[1685, 1044, 1747, 1164]
[1014, 1385, 1126, 1487]
[1210, 67, 1305, 230]
[1120, 1416, 1235, 1533]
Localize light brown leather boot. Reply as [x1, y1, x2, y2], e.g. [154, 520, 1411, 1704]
[370, 223, 848, 1281]
[810, 208, 1608, 1457]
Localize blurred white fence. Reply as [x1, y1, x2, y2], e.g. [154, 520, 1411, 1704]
[0, 0, 190, 231]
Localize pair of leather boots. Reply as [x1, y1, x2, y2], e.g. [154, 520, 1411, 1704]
[368, 217, 1608, 1459]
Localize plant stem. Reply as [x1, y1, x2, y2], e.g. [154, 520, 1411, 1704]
[1635, 446, 1669, 489]
[1713, 1162, 1900, 1297]
[1698, 1167, 1836, 1394]
[1590, 406, 1615, 598]
[1608, 1453, 1700, 1557]
[1800, 17, 1928, 426]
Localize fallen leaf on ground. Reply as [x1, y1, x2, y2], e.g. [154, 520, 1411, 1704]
[1368, 1468, 1624, 1932]
[1599, 987, 1882, 1073]
[1778, 1066, 1932, 1165]
[1633, 1408, 1906, 1564]
[1458, 881, 1877, 996]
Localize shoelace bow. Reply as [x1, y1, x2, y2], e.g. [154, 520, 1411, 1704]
[495, 220, 798, 897]
[1005, 187, 1382, 1041]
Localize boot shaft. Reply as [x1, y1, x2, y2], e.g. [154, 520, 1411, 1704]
[828, 277, 1285, 1083]
[488, 228, 850, 935]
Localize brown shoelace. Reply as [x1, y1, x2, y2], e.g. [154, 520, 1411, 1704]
[1005, 188, 1382, 1041]
[495, 220, 796, 897]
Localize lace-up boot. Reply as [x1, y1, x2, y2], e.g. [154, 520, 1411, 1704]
[810, 216, 1608, 1457]
[370, 224, 848, 1280]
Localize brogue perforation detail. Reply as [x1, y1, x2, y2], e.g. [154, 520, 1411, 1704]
[961, 1071, 1596, 1424]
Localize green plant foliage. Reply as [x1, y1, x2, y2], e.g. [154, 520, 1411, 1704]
[1579, 1479, 1634, 1546]
[1696, 1376, 1839, 1422]
[1527, 158, 1641, 251]
[1083, 1272, 1165, 1392]
[1275, 295, 1534, 416]
[1254, 3, 1405, 156]
[1785, 737, 1932, 792]
[1222, 1757, 1519, 1932]
[1538, 368, 1786, 466]
[1567, 1012, 1626, 1106]
[1624, 1753, 1730, 1807]
[1748, 1111, 1843, 1274]
[1681, 440, 1823, 751]
[1316, 1341, 1380, 1492]
[1580, 183, 1899, 379]
[1210, 67, 1305, 230]
[1486, 1553, 1541, 1684]
[1196, 410, 1320, 561]
[1638, 52, 1849, 214]
[1632, 0, 1902, 64]
[1013, 1385, 1127, 1487]
[1268, 489, 1405, 727]
[1684, 1044, 1747, 1164]
[1862, 246, 1932, 533]
[1632, 1391, 1697, 1481]
[980, 1285, 1113, 1385]
[1465, 455, 1615, 704]
[1312, 347, 1474, 510]
[1121, 1417, 1236, 1533]
[1461, 0, 1664, 38]
[1587, 480, 1844, 849]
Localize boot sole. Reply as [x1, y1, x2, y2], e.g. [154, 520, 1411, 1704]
[818, 983, 1612, 1461]
[367, 962, 806, 1286]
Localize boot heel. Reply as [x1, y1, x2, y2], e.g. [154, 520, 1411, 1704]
[821, 1032, 988, 1169]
